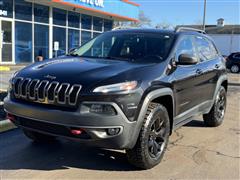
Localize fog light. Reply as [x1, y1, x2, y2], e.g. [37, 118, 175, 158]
[7, 113, 15, 122]
[107, 128, 120, 136]
[90, 104, 117, 115]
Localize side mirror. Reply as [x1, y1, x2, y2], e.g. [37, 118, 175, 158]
[177, 54, 198, 65]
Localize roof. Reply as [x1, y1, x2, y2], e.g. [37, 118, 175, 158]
[176, 25, 240, 34]
[111, 28, 176, 34]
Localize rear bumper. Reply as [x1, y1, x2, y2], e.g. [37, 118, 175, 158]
[4, 97, 138, 149]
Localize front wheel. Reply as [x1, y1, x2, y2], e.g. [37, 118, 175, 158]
[126, 103, 170, 169]
[203, 86, 227, 127]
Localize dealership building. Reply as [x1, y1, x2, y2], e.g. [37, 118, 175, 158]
[0, 0, 139, 65]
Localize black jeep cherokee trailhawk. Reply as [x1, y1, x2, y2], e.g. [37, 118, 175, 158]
[4, 28, 228, 169]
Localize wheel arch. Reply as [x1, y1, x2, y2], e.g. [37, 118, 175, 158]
[129, 88, 175, 149]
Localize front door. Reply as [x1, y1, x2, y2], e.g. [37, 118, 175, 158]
[0, 19, 13, 63]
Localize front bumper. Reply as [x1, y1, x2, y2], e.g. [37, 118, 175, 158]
[4, 97, 138, 149]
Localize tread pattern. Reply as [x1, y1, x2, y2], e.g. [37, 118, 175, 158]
[126, 103, 170, 169]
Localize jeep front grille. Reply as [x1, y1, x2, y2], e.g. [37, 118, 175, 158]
[12, 77, 82, 106]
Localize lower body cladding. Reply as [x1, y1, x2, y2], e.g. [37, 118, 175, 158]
[4, 97, 139, 149]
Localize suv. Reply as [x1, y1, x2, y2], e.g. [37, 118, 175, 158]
[4, 28, 228, 169]
[226, 52, 240, 73]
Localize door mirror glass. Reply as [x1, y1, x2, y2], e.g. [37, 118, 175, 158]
[177, 54, 198, 65]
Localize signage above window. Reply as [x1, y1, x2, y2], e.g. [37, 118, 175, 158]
[0, 10, 7, 16]
[75, 0, 104, 8]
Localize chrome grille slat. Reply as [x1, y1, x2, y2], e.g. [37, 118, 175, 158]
[12, 77, 81, 106]
[57, 83, 70, 104]
[68, 85, 82, 105]
[20, 78, 31, 98]
[46, 81, 59, 103]
[37, 80, 49, 101]
[28, 79, 40, 100]
[13, 77, 23, 98]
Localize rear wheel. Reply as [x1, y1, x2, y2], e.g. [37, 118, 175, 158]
[203, 86, 227, 127]
[126, 103, 170, 169]
[23, 129, 56, 142]
[230, 64, 239, 73]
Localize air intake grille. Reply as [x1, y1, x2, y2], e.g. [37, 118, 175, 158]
[11, 77, 81, 107]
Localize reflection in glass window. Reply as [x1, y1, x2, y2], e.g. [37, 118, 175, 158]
[15, 22, 32, 63]
[81, 31, 92, 45]
[195, 36, 218, 61]
[0, 0, 13, 18]
[68, 29, 80, 51]
[104, 20, 113, 32]
[53, 27, 66, 57]
[15, 0, 32, 21]
[68, 11, 80, 28]
[53, 8, 66, 26]
[93, 32, 101, 38]
[176, 36, 196, 60]
[34, 4, 49, 23]
[34, 24, 49, 61]
[93, 17, 103, 31]
[81, 15, 92, 30]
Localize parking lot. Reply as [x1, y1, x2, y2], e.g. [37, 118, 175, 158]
[0, 85, 239, 179]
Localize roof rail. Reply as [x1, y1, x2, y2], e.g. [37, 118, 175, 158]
[175, 27, 206, 34]
[112, 26, 136, 31]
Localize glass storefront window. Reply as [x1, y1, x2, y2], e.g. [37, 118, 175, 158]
[0, 0, 13, 18]
[53, 8, 66, 26]
[68, 29, 79, 51]
[53, 27, 66, 57]
[68, 11, 80, 28]
[15, 22, 32, 63]
[34, 24, 49, 61]
[15, 0, 32, 21]
[81, 15, 92, 30]
[34, 4, 49, 23]
[104, 20, 113, 32]
[93, 32, 101, 38]
[81, 31, 92, 45]
[93, 17, 103, 32]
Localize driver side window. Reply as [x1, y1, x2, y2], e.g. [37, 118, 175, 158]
[175, 36, 197, 62]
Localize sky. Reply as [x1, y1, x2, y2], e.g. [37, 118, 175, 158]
[134, 0, 240, 26]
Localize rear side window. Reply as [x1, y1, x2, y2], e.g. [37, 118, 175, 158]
[195, 36, 218, 62]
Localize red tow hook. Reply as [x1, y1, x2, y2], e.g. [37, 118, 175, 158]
[7, 113, 16, 122]
[70, 129, 84, 135]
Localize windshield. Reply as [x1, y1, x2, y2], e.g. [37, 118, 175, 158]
[70, 32, 175, 63]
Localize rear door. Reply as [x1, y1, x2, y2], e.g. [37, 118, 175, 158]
[194, 36, 220, 103]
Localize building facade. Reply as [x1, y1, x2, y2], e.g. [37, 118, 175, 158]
[0, 0, 139, 64]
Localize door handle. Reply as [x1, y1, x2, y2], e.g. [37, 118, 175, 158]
[215, 64, 220, 69]
[196, 69, 203, 75]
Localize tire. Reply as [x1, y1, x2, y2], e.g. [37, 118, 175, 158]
[230, 64, 239, 73]
[126, 103, 170, 169]
[203, 86, 227, 127]
[23, 129, 56, 142]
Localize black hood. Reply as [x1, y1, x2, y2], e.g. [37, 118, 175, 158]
[16, 57, 162, 89]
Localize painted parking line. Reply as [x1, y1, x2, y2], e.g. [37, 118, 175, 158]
[0, 66, 10, 71]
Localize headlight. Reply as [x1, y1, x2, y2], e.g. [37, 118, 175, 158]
[93, 81, 138, 93]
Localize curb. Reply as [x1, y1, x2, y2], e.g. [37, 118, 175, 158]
[0, 120, 17, 133]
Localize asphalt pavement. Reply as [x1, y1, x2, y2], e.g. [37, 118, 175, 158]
[0, 85, 239, 179]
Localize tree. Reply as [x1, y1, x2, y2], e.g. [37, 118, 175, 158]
[155, 21, 174, 30]
[114, 10, 152, 28]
